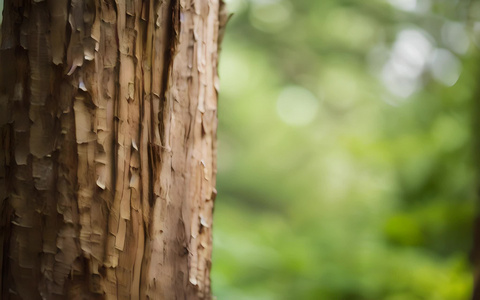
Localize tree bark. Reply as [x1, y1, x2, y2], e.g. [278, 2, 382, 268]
[0, 0, 226, 299]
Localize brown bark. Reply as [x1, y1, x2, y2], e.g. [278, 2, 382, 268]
[0, 0, 226, 299]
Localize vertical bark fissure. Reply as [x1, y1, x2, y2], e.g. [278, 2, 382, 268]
[159, 0, 178, 150]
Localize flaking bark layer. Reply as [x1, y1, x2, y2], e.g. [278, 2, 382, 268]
[0, 0, 227, 299]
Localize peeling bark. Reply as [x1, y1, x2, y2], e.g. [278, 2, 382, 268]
[0, 0, 226, 299]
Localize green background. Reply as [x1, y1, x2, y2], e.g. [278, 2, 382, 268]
[212, 0, 480, 299]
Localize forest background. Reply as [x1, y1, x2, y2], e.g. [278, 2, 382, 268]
[212, 0, 480, 299]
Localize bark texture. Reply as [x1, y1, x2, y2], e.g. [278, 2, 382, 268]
[0, 0, 226, 299]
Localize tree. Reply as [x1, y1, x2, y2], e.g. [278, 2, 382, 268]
[0, 0, 226, 299]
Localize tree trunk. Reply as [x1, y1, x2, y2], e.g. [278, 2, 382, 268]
[0, 0, 226, 299]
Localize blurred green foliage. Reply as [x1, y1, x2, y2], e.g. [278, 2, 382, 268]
[212, 0, 480, 299]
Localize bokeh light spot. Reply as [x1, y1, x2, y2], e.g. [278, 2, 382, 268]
[276, 86, 319, 126]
